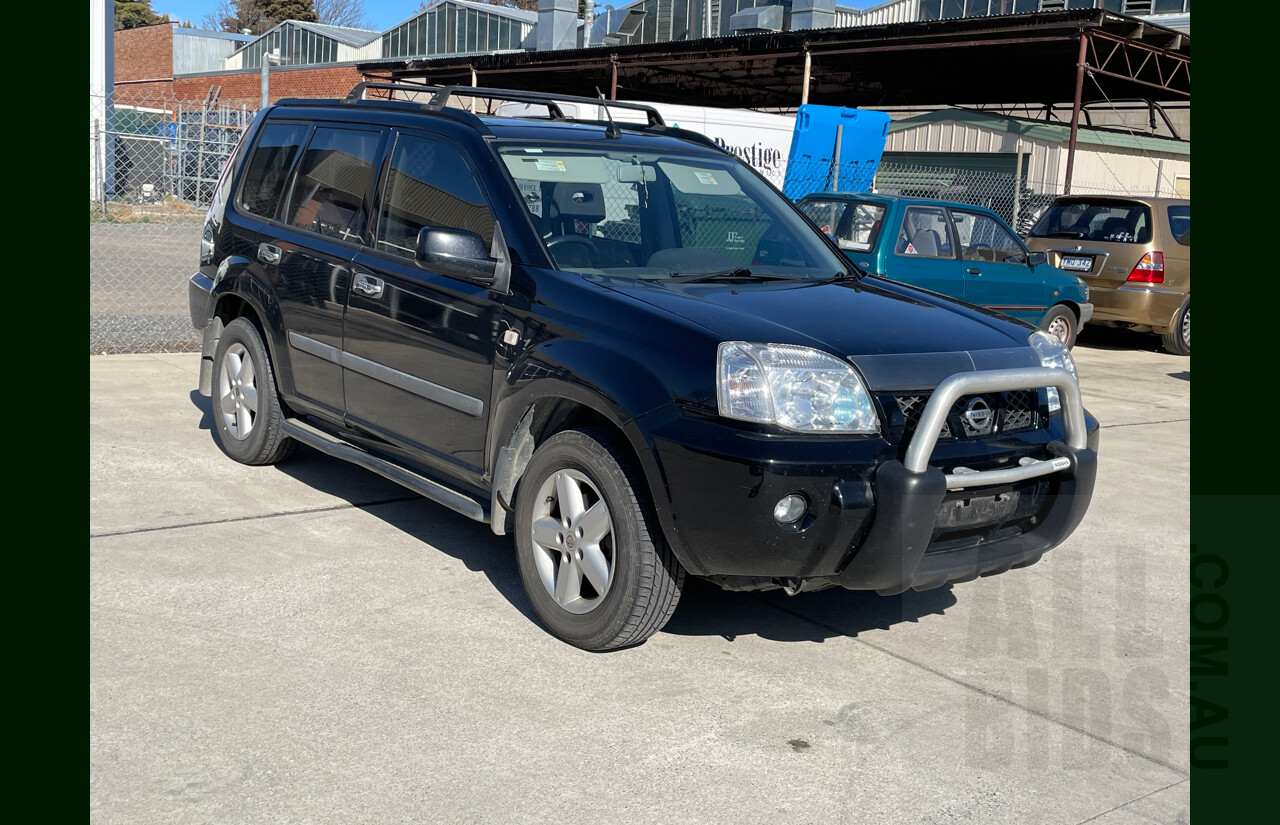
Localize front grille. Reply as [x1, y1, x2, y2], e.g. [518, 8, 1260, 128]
[886, 389, 1044, 444]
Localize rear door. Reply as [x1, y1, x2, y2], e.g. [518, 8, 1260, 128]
[951, 208, 1047, 325]
[880, 204, 963, 297]
[265, 124, 386, 416]
[344, 130, 505, 479]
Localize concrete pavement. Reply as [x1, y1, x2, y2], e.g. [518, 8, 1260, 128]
[90, 335, 1191, 824]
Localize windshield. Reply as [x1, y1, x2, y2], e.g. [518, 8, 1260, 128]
[497, 143, 847, 281]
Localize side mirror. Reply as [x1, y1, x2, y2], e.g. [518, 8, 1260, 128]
[416, 226, 498, 285]
[1028, 251, 1047, 267]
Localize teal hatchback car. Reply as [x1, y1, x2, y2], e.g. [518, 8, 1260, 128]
[797, 193, 1092, 347]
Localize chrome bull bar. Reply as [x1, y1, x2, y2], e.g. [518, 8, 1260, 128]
[901, 367, 1088, 491]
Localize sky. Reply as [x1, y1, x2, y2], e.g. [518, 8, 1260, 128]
[151, 1, 425, 32]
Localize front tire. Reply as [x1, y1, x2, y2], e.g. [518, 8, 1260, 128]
[514, 429, 684, 651]
[211, 317, 297, 466]
[1161, 299, 1190, 356]
[1040, 304, 1078, 349]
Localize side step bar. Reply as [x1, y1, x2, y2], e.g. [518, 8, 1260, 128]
[281, 418, 488, 523]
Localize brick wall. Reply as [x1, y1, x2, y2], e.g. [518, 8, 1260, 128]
[172, 65, 366, 108]
[115, 23, 175, 84]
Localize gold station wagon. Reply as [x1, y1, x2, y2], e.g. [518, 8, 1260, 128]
[1025, 195, 1190, 355]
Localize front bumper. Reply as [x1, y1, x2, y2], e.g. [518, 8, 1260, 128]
[641, 368, 1097, 595]
[1089, 284, 1184, 332]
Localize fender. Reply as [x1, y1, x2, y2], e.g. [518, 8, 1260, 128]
[205, 257, 296, 398]
[487, 338, 683, 536]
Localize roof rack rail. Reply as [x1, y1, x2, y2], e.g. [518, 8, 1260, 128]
[344, 82, 667, 129]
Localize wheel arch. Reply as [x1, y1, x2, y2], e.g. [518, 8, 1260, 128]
[200, 267, 291, 397]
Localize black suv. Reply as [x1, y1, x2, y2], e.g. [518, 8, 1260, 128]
[190, 85, 1098, 651]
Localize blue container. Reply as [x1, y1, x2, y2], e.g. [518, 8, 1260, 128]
[782, 105, 891, 201]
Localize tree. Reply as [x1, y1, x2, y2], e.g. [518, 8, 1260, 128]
[114, 0, 169, 30]
[203, 0, 321, 34]
[314, 0, 368, 28]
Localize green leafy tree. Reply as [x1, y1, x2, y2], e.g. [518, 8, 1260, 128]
[203, 0, 318, 34]
[114, 0, 169, 30]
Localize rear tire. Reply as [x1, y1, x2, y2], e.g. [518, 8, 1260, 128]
[514, 428, 684, 651]
[1161, 299, 1190, 356]
[1040, 305, 1078, 349]
[211, 317, 297, 466]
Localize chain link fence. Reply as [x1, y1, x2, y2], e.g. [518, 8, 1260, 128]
[90, 89, 256, 354]
[89, 90, 1152, 355]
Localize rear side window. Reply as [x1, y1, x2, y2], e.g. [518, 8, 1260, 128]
[1029, 200, 1153, 244]
[238, 122, 308, 219]
[1168, 205, 1190, 246]
[896, 206, 955, 259]
[375, 133, 495, 259]
[282, 127, 383, 243]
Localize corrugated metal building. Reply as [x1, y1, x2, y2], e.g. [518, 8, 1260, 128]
[225, 21, 382, 70]
[882, 108, 1190, 196]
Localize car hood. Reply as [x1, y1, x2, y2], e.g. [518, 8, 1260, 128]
[597, 275, 1042, 390]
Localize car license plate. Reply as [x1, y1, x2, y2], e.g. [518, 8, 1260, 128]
[935, 491, 1019, 529]
[1060, 255, 1093, 273]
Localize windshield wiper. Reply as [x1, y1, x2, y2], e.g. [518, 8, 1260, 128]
[666, 268, 802, 284]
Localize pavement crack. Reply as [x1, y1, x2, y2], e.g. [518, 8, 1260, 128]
[753, 596, 1190, 778]
[1099, 417, 1190, 429]
[1072, 777, 1189, 824]
[90, 495, 421, 539]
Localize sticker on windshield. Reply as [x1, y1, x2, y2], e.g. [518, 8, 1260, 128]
[535, 159, 567, 173]
[694, 171, 718, 186]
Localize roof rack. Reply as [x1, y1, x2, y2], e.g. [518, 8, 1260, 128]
[343, 82, 667, 129]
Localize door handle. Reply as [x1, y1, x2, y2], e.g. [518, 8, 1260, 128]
[352, 273, 385, 299]
[257, 243, 281, 265]
[967, 268, 981, 275]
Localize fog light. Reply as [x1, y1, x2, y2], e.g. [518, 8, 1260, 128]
[773, 494, 808, 524]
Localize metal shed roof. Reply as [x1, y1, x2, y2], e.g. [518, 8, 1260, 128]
[357, 8, 1189, 110]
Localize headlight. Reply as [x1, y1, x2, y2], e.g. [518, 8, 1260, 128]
[1028, 330, 1078, 413]
[716, 342, 879, 433]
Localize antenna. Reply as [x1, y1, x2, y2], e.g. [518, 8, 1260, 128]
[596, 87, 622, 139]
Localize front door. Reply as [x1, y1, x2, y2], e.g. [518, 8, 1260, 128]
[951, 208, 1046, 326]
[344, 131, 504, 477]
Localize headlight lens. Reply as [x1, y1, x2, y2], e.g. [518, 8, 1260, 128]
[1028, 330, 1078, 413]
[717, 342, 879, 433]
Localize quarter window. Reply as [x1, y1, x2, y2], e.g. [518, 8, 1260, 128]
[239, 122, 308, 219]
[282, 127, 382, 244]
[375, 134, 496, 259]
[1168, 204, 1190, 246]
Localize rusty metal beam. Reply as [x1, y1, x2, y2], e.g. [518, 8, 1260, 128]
[1065, 33, 1089, 196]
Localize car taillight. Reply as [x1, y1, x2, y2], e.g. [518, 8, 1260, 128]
[1126, 251, 1164, 283]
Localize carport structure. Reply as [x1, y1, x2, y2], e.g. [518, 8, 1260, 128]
[357, 7, 1189, 193]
